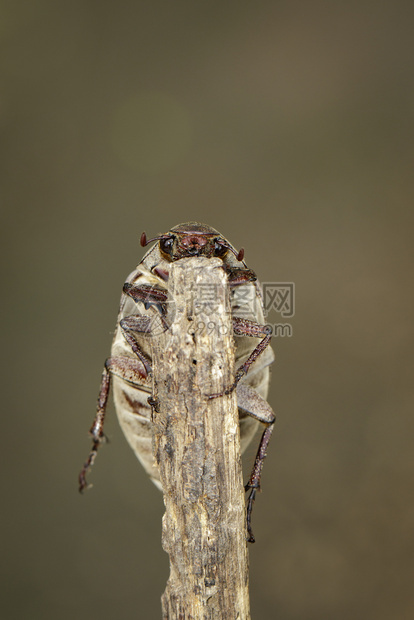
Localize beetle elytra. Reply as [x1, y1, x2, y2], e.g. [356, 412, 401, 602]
[79, 222, 276, 542]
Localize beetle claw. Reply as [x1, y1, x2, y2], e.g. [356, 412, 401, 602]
[245, 486, 258, 543]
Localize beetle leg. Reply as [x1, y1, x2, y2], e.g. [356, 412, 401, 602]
[232, 317, 272, 384]
[78, 356, 151, 492]
[106, 354, 151, 383]
[226, 267, 257, 286]
[208, 317, 272, 399]
[123, 283, 170, 332]
[79, 363, 111, 493]
[120, 316, 157, 375]
[123, 282, 168, 315]
[237, 384, 276, 543]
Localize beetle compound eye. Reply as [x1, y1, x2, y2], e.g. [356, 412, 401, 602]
[160, 236, 174, 256]
[214, 239, 228, 257]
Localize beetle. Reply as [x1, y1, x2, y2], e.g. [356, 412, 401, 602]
[79, 222, 276, 542]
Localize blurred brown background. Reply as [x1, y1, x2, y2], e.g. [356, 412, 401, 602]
[1, 1, 413, 619]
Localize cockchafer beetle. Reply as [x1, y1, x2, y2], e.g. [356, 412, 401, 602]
[79, 222, 276, 542]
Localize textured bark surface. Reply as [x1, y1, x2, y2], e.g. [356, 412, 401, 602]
[151, 257, 250, 620]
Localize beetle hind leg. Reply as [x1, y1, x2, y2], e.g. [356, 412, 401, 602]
[237, 384, 276, 543]
[78, 355, 151, 493]
[78, 364, 111, 493]
[245, 422, 275, 543]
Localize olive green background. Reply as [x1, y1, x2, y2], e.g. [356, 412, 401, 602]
[2, 2, 413, 619]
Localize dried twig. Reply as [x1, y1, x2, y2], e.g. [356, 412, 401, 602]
[151, 257, 250, 619]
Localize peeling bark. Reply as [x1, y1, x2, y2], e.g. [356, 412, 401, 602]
[151, 257, 250, 620]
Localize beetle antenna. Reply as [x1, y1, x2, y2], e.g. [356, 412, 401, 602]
[221, 241, 245, 262]
[140, 232, 166, 247]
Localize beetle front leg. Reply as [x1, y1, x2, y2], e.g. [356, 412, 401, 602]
[237, 384, 276, 543]
[123, 282, 168, 313]
[226, 267, 256, 286]
[208, 317, 272, 399]
[123, 283, 170, 333]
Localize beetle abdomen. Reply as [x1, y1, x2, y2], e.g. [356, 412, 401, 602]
[112, 378, 162, 489]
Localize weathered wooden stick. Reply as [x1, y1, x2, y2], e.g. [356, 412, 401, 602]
[151, 257, 251, 620]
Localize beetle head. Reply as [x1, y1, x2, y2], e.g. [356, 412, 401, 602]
[141, 222, 244, 262]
